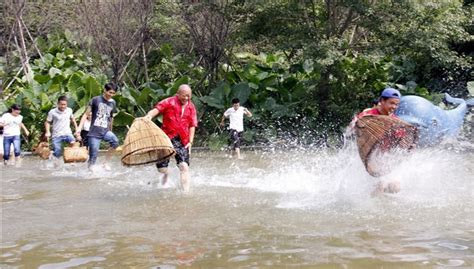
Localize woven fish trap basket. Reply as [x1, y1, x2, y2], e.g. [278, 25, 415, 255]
[355, 115, 418, 177]
[33, 142, 51, 160]
[63, 142, 88, 163]
[121, 117, 175, 166]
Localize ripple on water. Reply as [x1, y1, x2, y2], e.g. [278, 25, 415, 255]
[436, 259, 465, 267]
[437, 242, 469, 251]
[20, 242, 42, 252]
[38, 256, 106, 269]
[0, 242, 18, 249]
[227, 255, 251, 262]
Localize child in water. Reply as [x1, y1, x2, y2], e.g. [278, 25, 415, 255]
[80, 111, 92, 149]
[0, 104, 30, 165]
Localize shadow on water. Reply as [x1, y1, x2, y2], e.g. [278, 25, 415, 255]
[1, 139, 473, 268]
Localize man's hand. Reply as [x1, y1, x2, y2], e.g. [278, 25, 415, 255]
[185, 142, 192, 155]
[74, 132, 82, 141]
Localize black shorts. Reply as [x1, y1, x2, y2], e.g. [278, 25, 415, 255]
[156, 136, 190, 168]
[80, 130, 89, 147]
[229, 129, 243, 149]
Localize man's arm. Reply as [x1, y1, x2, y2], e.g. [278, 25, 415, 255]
[21, 123, 30, 136]
[145, 108, 160, 120]
[220, 114, 226, 127]
[244, 108, 252, 117]
[71, 113, 80, 138]
[45, 121, 51, 138]
[109, 115, 114, 131]
[185, 126, 195, 150]
[44, 111, 52, 138]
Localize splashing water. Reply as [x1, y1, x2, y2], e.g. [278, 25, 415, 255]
[1, 138, 473, 267]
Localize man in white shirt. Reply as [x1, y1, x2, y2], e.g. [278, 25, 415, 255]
[45, 96, 80, 158]
[220, 98, 252, 159]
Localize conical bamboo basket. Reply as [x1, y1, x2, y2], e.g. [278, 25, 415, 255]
[121, 117, 175, 166]
[355, 115, 418, 177]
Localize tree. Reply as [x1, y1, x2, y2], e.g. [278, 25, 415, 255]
[74, 0, 154, 82]
[180, 0, 243, 90]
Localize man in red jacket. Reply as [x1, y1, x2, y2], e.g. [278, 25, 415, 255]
[146, 84, 198, 192]
[347, 88, 403, 194]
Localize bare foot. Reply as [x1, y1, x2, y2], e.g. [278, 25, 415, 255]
[371, 182, 385, 197]
[182, 183, 190, 193]
[102, 163, 111, 171]
[385, 181, 400, 193]
[88, 166, 96, 175]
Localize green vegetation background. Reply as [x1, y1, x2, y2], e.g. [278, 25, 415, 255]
[1, 0, 472, 150]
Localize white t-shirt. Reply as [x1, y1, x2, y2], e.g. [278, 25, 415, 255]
[47, 107, 74, 137]
[0, 113, 23, 136]
[224, 106, 247, 132]
[82, 119, 91, 132]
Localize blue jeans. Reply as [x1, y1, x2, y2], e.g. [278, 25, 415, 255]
[88, 131, 119, 166]
[3, 135, 21, 161]
[52, 135, 76, 157]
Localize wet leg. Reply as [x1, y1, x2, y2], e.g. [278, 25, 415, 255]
[158, 167, 169, 185]
[179, 162, 190, 192]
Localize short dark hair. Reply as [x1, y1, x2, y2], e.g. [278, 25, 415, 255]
[58, 95, 68, 102]
[231, 98, 240, 104]
[8, 104, 21, 113]
[104, 82, 118, 92]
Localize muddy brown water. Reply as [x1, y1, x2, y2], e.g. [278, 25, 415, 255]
[1, 145, 473, 268]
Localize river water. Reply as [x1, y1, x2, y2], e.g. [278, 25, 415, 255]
[1, 141, 473, 268]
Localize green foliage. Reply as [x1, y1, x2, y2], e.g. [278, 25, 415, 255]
[2, 0, 472, 149]
[1, 33, 106, 146]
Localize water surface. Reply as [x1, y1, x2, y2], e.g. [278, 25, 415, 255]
[1, 143, 473, 268]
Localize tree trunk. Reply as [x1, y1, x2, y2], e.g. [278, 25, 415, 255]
[14, 1, 33, 82]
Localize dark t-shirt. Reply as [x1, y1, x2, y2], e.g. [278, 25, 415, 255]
[88, 96, 116, 138]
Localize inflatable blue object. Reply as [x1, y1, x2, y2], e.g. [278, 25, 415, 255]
[395, 93, 474, 146]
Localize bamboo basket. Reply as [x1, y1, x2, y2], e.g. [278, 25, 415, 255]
[33, 142, 51, 160]
[121, 117, 175, 166]
[63, 142, 88, 163]
[355, 115, 418, 177]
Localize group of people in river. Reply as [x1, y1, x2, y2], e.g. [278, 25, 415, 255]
[0, 83, 253, 192]
[1, 82, 404, 194]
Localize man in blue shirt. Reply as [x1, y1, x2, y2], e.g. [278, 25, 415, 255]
[77, 82, 119, 170]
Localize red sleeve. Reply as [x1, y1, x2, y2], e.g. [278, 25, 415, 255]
[155, 97, 170, 113]
[190, 104, 198, 127]
[357, 108, 379, 118]
[356, 111, 368, 119]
